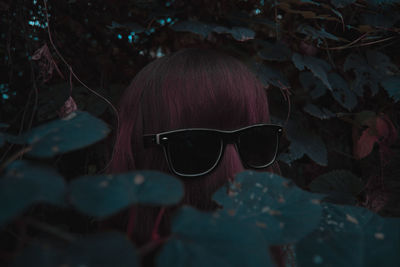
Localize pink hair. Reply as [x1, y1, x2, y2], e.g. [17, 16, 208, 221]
[108, 48, 286, 266]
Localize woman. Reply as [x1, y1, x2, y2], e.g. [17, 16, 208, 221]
[109, 48, 286, 266]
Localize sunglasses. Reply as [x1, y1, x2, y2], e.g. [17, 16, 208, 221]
[143, 124, 283, 177]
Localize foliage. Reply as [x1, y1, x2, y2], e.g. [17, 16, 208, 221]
[1, 0, 400, 266]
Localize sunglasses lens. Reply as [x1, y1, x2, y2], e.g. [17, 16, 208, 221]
[167, 131, 222, 175]
[238, 126, 279, 168]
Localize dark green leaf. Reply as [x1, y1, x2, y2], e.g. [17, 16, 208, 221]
[297, 25, 339, 42]
[12, 232, 139, 267]
[299, 72, 327, 99]
[214, 26, 255, 41]
[292, 53, 332, 90]
[303, 103, 336, 119]
[330, 0, 356, 8]
[366, 0, 400, 6]
[381, 76, 400, 102]
[258, 41, 291, 61]
[170, 20, 213, 38]
[157, 206, 273, 267]
[309, 170, 364, 195]
[26, 111, 110, 158]
[328, 72, 357, 110]
[0, 160, 66, 226]
[250, 62, 290, 88]
[213, 171, 323, 244]
[362, 12, 399, 28]
[366, 50, 398, 73]
[344, 52, 397, 96]
[296, 203, 400, 267]
[281, 120, 328, 166]
[69, 171, 183, 217]
[0, 123, 9, 129]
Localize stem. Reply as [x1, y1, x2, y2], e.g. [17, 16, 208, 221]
[42, 0, 119, 172]
[0, 146, 32, 172]
[138, 237, 169, 256]
[151, 207, 166, 241]
[25, 217, 76, 243]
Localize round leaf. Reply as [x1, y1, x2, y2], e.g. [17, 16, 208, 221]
[157, 206, 273, 267]
[69, 171, 184, 217]
[12, 232, 139, 267]
[170, 20, 213, 38]
[26, 111, 110, 158]
[296, 203, 400, 267]
[292, 53, 332, 90]
[0, 160, 66, 226]
[213, 171, 323, 244]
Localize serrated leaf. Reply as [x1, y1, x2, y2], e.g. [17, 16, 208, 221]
[366, 50, 398, 74]
[69, 171, 183, 218]
[299, 72, 328, 99]
[157, 206, 273, 267]
[344, 52, 397, 96]
[213, 171, 323, 244]
[292, 53, 332, 90]
[249, 62, 290, 88]
[309, 170, 364, 195]
[328, 72, 357, 110]
[296, 203, 400, 267]
[297, 25, 339, 41]
[213, 26, 255, 41]
[258, 41, 291, 61]
[26, 111, 110, 158]
[303, 103, 335, 119]
[330, 0, 356, 8]
[229, 27, 255, 41]
[283, 120, 328, 166]
[170, 20, 213, 38]
[362, 12, 399, 28]
[381, 76, 400, 102]
[12, 232, 139, 267]
[0, 160, 66, 226]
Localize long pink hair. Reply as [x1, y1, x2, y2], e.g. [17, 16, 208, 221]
[108, 48, 286, 266]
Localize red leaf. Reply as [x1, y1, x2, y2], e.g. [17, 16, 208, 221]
[354, 127, 378, 159]
[58, 96, 78, 118]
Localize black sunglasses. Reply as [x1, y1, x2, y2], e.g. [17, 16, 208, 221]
[143, 124, 283, 177]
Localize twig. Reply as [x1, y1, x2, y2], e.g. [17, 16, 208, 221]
[0, 146, 32, 172]
[42, 0, 119, 171]
[25, 217, 76, 243]
[321, 32, 368, 50]
[138, 237, 169, 256]
[41, 0, 119, 127]
[151, 207, 166, 241]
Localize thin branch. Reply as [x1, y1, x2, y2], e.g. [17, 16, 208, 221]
[25, 217, 76, 243]
[41, 0, 119, 127]
[0, 146, 32, 172]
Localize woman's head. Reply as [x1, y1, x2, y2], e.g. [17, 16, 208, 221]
[110, 48, 271, 208]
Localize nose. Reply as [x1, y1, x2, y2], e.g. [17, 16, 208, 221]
[219, 144, 244, 180]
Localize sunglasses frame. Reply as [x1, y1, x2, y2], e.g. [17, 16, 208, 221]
[143, 123, 283, 177]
